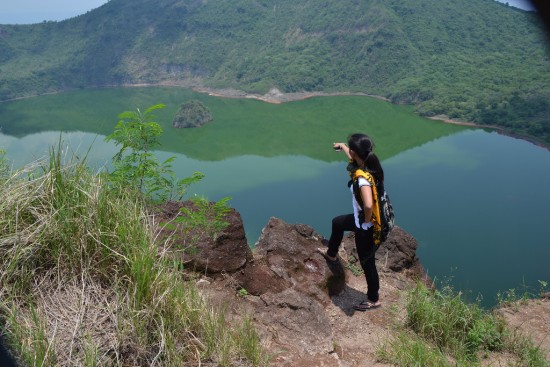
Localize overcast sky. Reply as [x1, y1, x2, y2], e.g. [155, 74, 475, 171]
[0, 0, 537, 25]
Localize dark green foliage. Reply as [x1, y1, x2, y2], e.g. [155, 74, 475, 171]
[172, 99, 213, 128]
[1, 0, 549, 144]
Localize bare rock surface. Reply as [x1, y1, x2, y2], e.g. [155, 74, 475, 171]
[244, 217, 347, 302]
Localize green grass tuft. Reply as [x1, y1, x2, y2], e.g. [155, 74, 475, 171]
[377, 282, 549, 367]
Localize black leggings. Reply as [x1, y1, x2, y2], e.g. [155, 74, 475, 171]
[327, 214, 379, 302]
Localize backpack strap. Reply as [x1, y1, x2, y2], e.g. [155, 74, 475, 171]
[352, 169, 383, 245]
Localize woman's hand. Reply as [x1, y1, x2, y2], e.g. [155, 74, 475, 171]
[333, 142, 344, 151]
[333, 142, 352, 159]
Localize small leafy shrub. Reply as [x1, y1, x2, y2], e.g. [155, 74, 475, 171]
[238, 288, 249, 297]
[106, 103, 203, 201]
[177, 196, 232, 241]
[466, 314, 505, 354]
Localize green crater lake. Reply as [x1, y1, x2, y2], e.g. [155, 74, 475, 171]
[1, 87, 549, 307]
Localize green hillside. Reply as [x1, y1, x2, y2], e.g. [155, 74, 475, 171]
[0, 0, 549, 144]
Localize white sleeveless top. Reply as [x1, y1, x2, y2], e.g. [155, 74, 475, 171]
[351, 177, 374, 230]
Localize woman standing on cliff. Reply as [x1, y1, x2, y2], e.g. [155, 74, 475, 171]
[318, 133, 384, 311]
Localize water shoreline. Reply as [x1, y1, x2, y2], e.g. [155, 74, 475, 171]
[193, 85, 549, 150]
[2, 83, 548, 150]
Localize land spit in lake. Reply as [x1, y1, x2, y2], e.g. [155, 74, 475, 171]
[192, 86, 390, 104]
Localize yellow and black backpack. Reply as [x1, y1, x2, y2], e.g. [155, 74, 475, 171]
[351, 169, 395, 245]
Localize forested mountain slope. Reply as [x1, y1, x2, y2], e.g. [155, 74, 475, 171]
[0, 0, 549, 143]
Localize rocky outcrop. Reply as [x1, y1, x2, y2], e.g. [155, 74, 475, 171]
[168, 208, 423, 360]
[342, 224, 420, 273]
[159, 203, 549, 365]
[156, 201, 252, 274]
[236, 217, 347, 303]
[172, 100, 213, 128]
[156, 198, 423, 361]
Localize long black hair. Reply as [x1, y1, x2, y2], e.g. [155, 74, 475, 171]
[347, 133, 384, 184]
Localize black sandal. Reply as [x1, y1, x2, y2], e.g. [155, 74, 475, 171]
[353, 300, 382, 311]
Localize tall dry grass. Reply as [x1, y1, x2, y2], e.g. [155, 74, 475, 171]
[0, 149, 268, 366]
